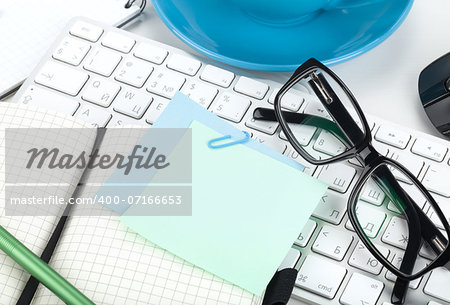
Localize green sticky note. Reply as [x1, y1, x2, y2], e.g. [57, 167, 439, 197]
[121, 120, 327, 295]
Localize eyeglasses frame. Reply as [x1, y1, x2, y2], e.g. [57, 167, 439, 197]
[272, 58, 450, 297]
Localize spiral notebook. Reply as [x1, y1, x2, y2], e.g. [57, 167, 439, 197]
[0, 103, 262, 305]
[0, 0, 145, 99]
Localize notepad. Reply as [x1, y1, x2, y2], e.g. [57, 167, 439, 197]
[0, 0, 141, 98]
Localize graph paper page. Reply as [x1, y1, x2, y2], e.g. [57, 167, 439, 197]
[30, 125, 262, 304]
[0, 103, 94, 305]
[0, 105, 262, 304]
[32, 212, 262, 305]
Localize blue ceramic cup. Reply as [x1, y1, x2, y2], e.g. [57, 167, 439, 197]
[230, 0, 374, 24]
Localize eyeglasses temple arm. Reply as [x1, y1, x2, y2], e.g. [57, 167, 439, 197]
[372, 165, 421, 304]
[389, 202, 444, 305]
[253, 108, 348, 141]
[390, 197, 447, 305]
[390, 200, 447, 305]
[373, 164, 448, 303]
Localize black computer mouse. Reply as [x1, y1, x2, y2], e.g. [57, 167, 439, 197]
[418, 52, 450, 138]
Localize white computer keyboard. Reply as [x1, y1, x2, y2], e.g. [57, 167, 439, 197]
[12, 17, 450, 305]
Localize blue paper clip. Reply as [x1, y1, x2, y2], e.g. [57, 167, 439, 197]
[208, 131, 250, 149]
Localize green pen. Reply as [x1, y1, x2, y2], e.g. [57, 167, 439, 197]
[0, 225, 95, 305]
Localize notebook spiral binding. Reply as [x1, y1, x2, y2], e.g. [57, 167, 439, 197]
[0, 0, 148, 100]
[118, 0, 147, 28]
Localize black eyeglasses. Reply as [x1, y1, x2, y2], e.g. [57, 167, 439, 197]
[254, 58, 450, 304]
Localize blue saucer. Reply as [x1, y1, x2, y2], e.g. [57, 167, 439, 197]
[152, 0, 414, 71]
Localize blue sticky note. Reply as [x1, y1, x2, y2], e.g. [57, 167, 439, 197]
[121, 118, 327, 295]
[118, 93, 328, 294]
[151, 92, 304, 171]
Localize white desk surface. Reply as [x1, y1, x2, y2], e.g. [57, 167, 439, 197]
[122, 0, 450, 141]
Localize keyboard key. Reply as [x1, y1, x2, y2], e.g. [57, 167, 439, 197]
[69, 20, 103, 42]
[133, 43, 168, 64]
[313, 130, 347, 156]
[316, 163, 356, 193]
[375, 125, 410, 149]
[372, 141, 390, 156]
[167, 53, 201, 76]
[211, 92, 251, 123]
[345, 203, 386, 238]
[251, 134, 286, 154]
[340, 273, 384, 305]
[294, 219, 317, 247]
[35, 61, 88, 96]
[245, 117, 279, 135]
[74, 105, 111, 127]
[268, 88, 304, 112]
[145, 96, 170, 124]
[360, 178, 385, 206]
[114, 58, 153, 88]
[381, 216, 409, 250]
[387, 201, 402, 213]
[385, 274, 422, 290]
[279, 125, 317, 146]
[389, 150, 424, 183]
[101, 31, 135, 53]
[425, 196, 450, 229]
[312, 225, 353, 261]
[348, 241, 389, 275]
[394, 182, 426, 209]
[312, 191, 346, 225]
[420, 241, 438, 260]
[84, 47, 122, 77]
[52, 36, 90, 66]
[200, 65, 235, 88]
[181, 81, 218, 109]
[147, 70, 185, 99]
[424, 267, 450, 302]
[113, 89, 152, 119]
[284, 146, 318, 175]
[303, 100, 331, 120]
[234, 76, 269, 100]
[278, 248, 301, 270]
[108, 114, 141, 127]
[17, 85, 79, 115]
[428, 302, 444, 305]
[412, 138, 448, 162]
[296, 255, 346, 299]
[303, 144, 335, 162]
[82, 77, 121, 107]
[385, 251, 427, 289]
[422, 166, 450, 197]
